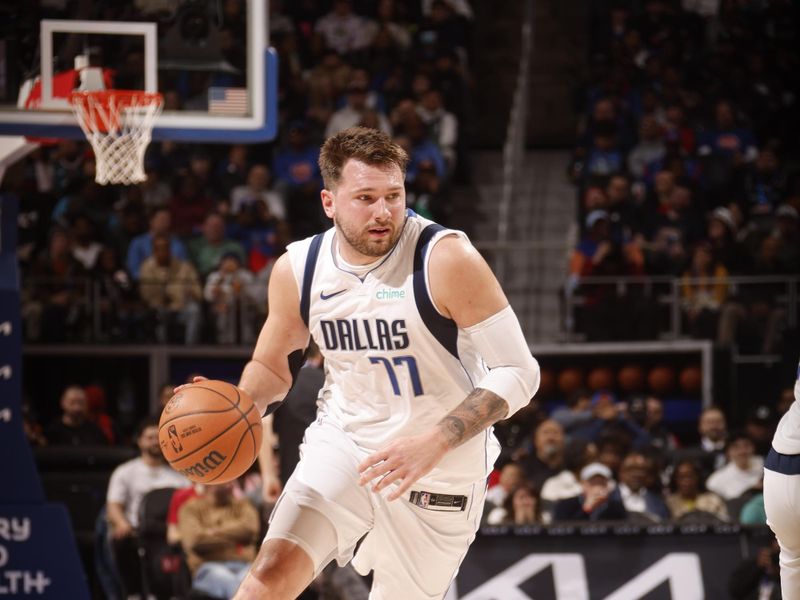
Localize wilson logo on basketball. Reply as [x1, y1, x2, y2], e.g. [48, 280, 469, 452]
[179, 450, 227, 479]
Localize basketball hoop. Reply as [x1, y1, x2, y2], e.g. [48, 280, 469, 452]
[69, 90, 163, 185]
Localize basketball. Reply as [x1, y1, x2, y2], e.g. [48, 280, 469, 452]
[679, 365, 702, 395]
[159, 380, 262, 484]
[617, 364, 645, 393]
[558, 367, 584, 396]
[647, 366, 676, 395]
[587, 367, 615, 391]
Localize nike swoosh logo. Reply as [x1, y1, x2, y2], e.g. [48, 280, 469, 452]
[320, 289, 348, 300]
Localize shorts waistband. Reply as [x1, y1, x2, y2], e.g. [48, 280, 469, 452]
[765, 447, 800, 475]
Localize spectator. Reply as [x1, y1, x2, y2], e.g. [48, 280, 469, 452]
[398, 115, 448, 184]
[680, 241, 729, 339]
[540, 439, 594, 507]
[314, 0, 371, 56]
[177, 481, 260, 599]
[106, 417, 189, 599]
[203, 252, 258, 344]
[628, 115, 667, 180]
[521, 419, 565, 491]
[272, 120, 325, 238]
[567, 210, 646, 341]
[126, 208, 188, 279]
[666, 459, 729, 521]
[69, 215, 103, 272]
[326, 81, 392, 139]
[640, 396, 679, 453]
[485, 461, 525, 512]
[416, 88, 458, 173]
[44, 385, 108, 446]
[612, 452, 670, 521]
[744, 405, 777, 458]
[739, 489, 766, 526]
[405, 161, 447, 222]
[188, 213, 246, 279]
[363, 0, 412, 50]
[84, 384, 116, 445]
[706, 431, 764, 501]
[553, 462, 627, 522]
[728, 540, 781, 600]
[489, 484, 542, 526]
[684, 406, 728, 475]
[550, 388, 593, 434]
[24, 227, 83, 342]
[93, 247, 143, 341]
[571, 391, 651, 449]
[169, 175, 215, 237]
[230, 165, 286, 220]
[166, 485, 201, 546]
[139, 234, 203, 345]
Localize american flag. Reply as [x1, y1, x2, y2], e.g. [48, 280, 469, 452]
[208, 87, 248, 115]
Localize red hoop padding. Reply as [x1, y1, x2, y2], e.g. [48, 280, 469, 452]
[68, 90, 163, 133]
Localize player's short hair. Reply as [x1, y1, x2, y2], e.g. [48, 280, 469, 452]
[319, 126, 409, 190]
[136, 415, 161, 439]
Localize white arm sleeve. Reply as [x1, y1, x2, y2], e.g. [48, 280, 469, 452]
[464, 305, 540, 418]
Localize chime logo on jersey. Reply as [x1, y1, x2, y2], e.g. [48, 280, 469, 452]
[320, 318, 409, 351]
[375, 287, 405, 301]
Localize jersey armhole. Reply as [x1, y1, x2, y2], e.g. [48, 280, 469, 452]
[424, 231, 468, 318]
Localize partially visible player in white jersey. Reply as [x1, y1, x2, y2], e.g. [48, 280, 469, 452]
[192, 126, 540, 599]
[764, 357, 800, 599]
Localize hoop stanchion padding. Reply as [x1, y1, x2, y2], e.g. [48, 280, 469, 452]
[69, 90, 163, 186]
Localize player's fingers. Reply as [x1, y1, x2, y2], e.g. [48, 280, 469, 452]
[387, 476, 415, 501]
[358, 451, 390, 474]
[372, 467, 405, 493]
[358, 460, 394, 486]
[192, 376, 209, 383]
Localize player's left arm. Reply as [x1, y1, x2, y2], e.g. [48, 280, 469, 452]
[359, 235, 540, 500]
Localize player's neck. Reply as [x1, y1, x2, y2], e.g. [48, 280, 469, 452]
[334, 237, 384, 273]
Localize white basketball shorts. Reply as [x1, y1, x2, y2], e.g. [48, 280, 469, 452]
[265, 419, 486, 600]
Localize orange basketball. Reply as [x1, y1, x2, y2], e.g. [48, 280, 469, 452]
[617, 364, 645, 393]
[538, 368, 556, 398]
[647, 366, 676, 395]
[587, 367, 615, 392]
[679, 365, 702, 395]
[159, 380, 262, 484]
[558, 368, 584, 396]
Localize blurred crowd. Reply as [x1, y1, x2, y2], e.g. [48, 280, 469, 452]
[8, 0, 473, 345]
[28, 357, 797, 598]
[567, 0, 800, 349]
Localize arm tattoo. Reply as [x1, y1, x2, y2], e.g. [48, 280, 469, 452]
[438, 388, 509, 450]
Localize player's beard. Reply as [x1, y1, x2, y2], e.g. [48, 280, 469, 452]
[334, 213, 403, 258]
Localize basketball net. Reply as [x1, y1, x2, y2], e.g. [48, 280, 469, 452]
[69, 90, 163, 186]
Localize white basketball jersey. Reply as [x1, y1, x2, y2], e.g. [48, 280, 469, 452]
[286, 211, 501, 488]
[772, 361, 800, 455]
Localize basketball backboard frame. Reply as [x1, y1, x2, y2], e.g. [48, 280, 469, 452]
[0, 0, 277, 143]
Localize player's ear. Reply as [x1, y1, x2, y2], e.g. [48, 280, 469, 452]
[321, 189, 335, 218]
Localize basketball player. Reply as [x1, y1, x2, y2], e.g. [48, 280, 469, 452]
[182, 127, 540, 599]
[764, 358, 800, 599]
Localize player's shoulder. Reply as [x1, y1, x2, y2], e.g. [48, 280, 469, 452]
[427, 230, 483, 276]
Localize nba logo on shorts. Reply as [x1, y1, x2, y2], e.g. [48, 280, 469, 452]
[168, 424, 182, 452]
[420, 492, 430, 508]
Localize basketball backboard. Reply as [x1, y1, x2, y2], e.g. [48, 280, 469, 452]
[0, 0, 277, 143]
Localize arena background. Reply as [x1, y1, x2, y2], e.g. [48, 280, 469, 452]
[0, 0, 798, 598]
